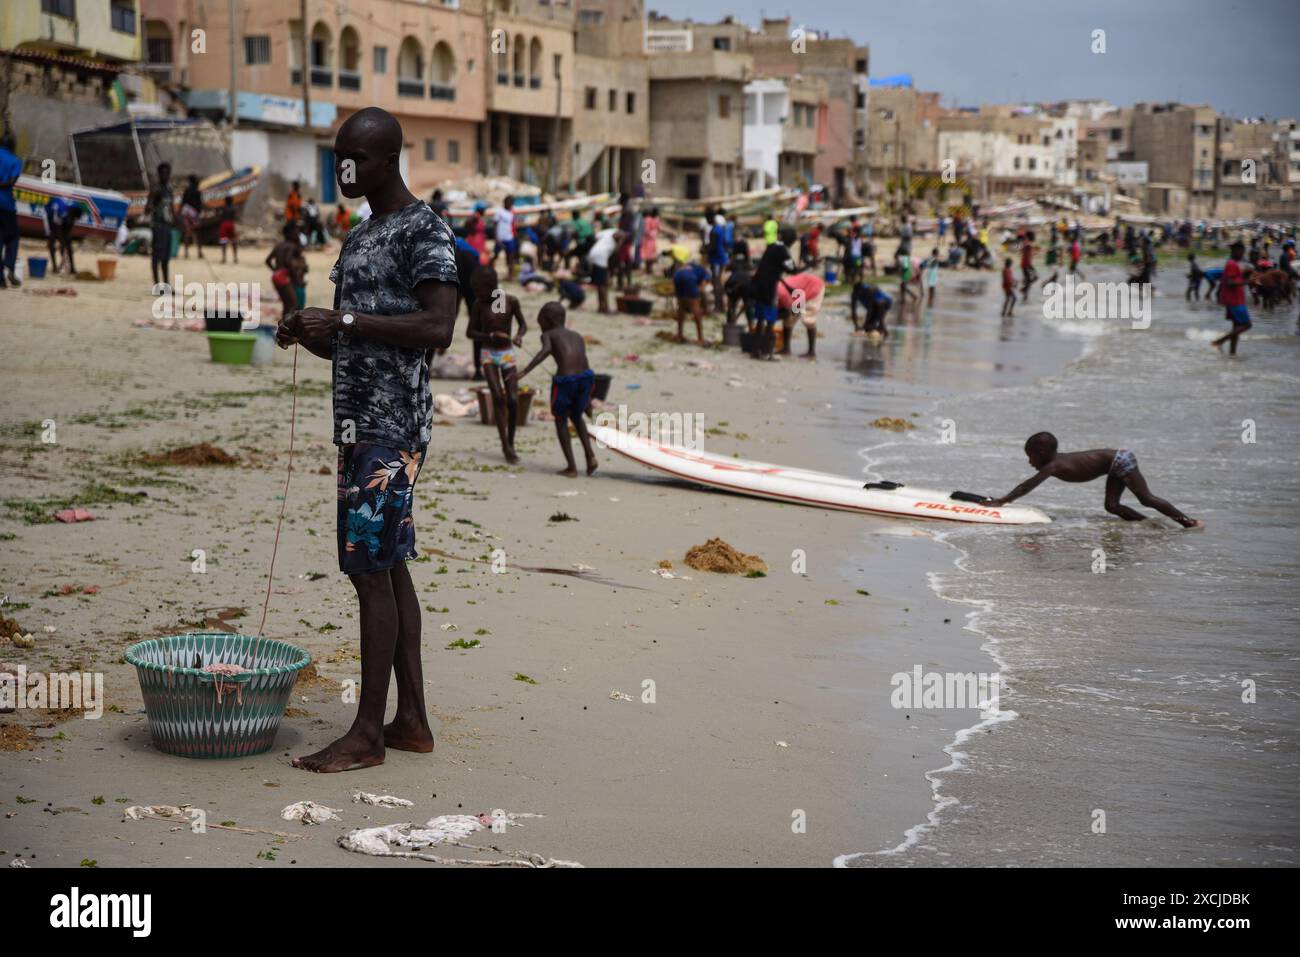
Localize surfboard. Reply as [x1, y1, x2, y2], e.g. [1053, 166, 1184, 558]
[590, 426, 1051, 525]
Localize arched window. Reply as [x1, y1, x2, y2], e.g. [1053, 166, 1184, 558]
[143, 20, 173, 79]
[339, 26, 361, 90]
[397, 36, 424, 98]
[309, 22, 333, 87]
[430, 42, 456, 101]
[528, 37, 541, 88]
[512, 34, 525, 86]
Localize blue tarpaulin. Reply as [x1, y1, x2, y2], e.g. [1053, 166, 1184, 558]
[869, 74, 913, 88]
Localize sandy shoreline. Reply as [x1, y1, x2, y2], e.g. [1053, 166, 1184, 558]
[1, 241, 1000, 867]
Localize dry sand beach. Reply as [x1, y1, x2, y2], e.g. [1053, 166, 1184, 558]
[0, 241, 1000, 868]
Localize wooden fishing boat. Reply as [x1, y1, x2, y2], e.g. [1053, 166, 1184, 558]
[13, 175, 131, 242]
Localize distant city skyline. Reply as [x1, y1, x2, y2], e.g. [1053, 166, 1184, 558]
[650, 0, 1300, 121]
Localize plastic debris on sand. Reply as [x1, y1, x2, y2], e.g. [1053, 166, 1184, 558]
[683, 538, 768, 575]
[123, 804, 193, 821]
[338, 811, 581, 868]
[281, 801, 342, 825]
[53, 508, 95, 523]
[353, 791, 414, 808]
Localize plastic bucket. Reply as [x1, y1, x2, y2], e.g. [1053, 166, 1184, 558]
[207, 331, 257, 364]
[125, 632, 310, 759]
[27, 257, 48, 279]
[97, 258, 118, 281]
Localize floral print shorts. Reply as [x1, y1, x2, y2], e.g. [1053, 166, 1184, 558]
[337, 443, 426, 575]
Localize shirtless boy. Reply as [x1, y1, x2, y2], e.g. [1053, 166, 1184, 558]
[518, 302, 598, 477]
[466, 266, 527, 463]
[985, 431, 1203, 528]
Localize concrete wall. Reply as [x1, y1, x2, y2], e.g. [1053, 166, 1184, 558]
[3, 56, 124, 181]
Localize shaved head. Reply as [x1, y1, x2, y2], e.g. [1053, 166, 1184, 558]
[339, 107, 403, 155]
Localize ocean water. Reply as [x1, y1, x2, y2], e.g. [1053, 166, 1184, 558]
[838, 266, 1300, 866]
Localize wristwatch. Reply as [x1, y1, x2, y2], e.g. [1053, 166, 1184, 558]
[339, 312, 355, 335]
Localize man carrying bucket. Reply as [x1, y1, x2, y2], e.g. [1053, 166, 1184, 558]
[275, 107, 459, 773]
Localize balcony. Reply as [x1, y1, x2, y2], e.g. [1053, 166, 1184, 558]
[529, 75, 541, 90]
[429, 83, 456, 101]
[397, 77, 425, 98]
[310, 67, 333, 88]
[338, 69, 361, 92]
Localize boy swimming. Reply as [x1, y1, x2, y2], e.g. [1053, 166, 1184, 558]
[985, 432, 1202, 528]
[466, 266, 527, 463]
[518, 302, 598, 476]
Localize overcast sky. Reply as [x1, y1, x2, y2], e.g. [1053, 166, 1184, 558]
[650, 0, 1300, 119]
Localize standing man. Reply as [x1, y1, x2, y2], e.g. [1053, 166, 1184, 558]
[0, 132, 21, 289]
[146, 162, 175, 288]
[1212, 241, 1252, 356]
[492, 196, 517, 279]
[276, 107, 459, 773]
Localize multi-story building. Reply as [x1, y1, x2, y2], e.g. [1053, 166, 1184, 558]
[571, 0, 648, 195]
[865, 84, 943, 202]
[481, 0, 575, 190]
[727, 17, 866, 203]
[1128, 102, 1217, 218]
[1214, 116, 1278, 219]
[936, 109, 1057, 199]
[1, 0, 143, 173]
[141, 0, 486, 202]
[644, 14, 750, 199]
[742, 74, 827, 190]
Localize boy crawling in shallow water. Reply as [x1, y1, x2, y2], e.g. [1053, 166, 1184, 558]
[986, 431, 1203, 528]
[518, 302, 598, 477]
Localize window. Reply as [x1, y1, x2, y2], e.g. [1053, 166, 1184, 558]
[713, 37, 731, 51]
[245, 36, 271, 65]
[719, 95, 730, 119]
[110, 1, 136, 34]
[42, 0, 75, 19]
[147, 36, 173, 66]
[855, 58, 867, 73]
[373, 46, 388, 74]
[1028, 157, 1037, 170]
[855, 91, 865, 109]
[880, 109, 894, 121]
[1014, 157, 1021, 170]
[584, 87, 597, 110]
[425, 139, 436, 161]
[608, 89, 616, 112]
[579, 10, 603, 25]
[626, 92, 635, 114]
[448, 140, 460, 164]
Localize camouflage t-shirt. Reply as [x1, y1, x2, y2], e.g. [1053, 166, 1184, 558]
[329, 200, 456, 449]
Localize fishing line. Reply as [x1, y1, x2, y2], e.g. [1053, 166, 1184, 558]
[252, 343, 299, 669]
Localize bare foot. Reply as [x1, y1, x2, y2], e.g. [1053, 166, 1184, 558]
[383, 718, 434, 753]
[1184, 519, 1206, 531]
[292, 732, 385, 773]
[586, 458, 598, 476]
[505, 448, 520, 464]
[558, 466, 578, 477]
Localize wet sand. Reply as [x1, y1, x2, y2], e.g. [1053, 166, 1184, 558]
[0, 240, 997, 867]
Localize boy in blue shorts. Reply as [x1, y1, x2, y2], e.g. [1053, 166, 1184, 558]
[519, 302, 598, 476]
